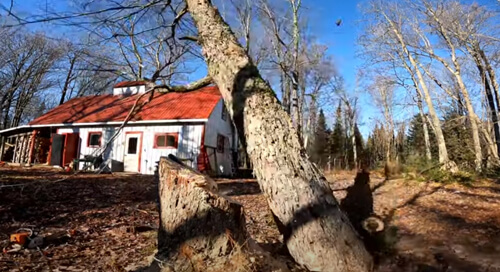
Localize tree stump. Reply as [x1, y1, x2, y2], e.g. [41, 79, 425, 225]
[155, 156, 251, 272]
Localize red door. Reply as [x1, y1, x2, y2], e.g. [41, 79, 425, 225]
[63, 133, 80, 166]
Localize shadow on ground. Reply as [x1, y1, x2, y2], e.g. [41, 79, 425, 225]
[333, 170, 500, 272]
[0, 167, 158, 271]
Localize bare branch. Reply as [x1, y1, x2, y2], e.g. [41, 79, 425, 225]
[157, 76, 212, 93]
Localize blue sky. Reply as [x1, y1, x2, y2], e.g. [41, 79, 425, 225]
[7, 0, 377, 135]
[306, 0, 378, 136]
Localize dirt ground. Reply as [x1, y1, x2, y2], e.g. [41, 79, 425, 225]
[1, 166, 500, 271]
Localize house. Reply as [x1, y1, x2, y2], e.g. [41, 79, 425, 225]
[0, 81, 238, 176]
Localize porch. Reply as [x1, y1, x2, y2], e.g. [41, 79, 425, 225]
[0, 126, 79, 168]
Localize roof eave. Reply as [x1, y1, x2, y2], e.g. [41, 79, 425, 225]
[0, 119, 209, 135]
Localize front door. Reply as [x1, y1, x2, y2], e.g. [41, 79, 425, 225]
[50, 134, 65, 166]
[124, 133, 141, 172]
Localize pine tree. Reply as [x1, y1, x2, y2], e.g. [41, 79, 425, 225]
[330, 103, 345, 169]
[368, 124, 388, 167]
[365, 135, 375, 168]
[442, 112, 475, 170]
[407, 114, 437, 161]
[311, 109, 329, 168]
[354, 124, 365, 167]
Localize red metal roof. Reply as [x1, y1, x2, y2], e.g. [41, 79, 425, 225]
[113, 81, 149, 88]
[29, 86, 221, 125]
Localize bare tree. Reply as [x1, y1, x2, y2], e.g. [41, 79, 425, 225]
[228, 0, 253, 54]
[301, 43, 335, 150]
[369, 75, 397, 162]
[257, 0, 305, 137]
[437, 1, 500, 161]
[332, 76, 360, 169]
[82, 0, 194, 83]
[289, 0, 302, 137]
[0, 31, 61, 129]
[360, 0, 458, 172]
[411, 0, 484, 171]
[258, 0, 292, 113]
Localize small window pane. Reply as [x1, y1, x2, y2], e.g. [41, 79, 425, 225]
[221, 104, 227, 121]
[157, 135, 166, 147]
[89, 133, 101, 146]
[128, 137, 138, 154]
[217, 135, 225, 153]
[166, 135, 176, 147]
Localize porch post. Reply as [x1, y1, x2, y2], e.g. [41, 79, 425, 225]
[28, 130, 38, 164]
[0, 135, 5, 161]
[13, 135, 19, 163]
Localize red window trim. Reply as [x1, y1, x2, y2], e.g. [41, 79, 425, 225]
[154, 133, 179, 149]
[87, 131, 102, 148]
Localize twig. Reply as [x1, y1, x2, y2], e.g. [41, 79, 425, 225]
[37, 246, 53, 272]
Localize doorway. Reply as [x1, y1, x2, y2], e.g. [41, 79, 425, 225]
[123, 132, 142, 172]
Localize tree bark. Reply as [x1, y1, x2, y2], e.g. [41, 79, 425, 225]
[417, 96, 432, 161]
[414, 64, 453, 170]
[352, 125, 358, 169]
[59, 56, 76, 105]
[479, 48, 500, 118]
[290, 0, 302, 139]
[184, 1, 373, 271]
[156, 156, 249, 271]
[456, 74, 484, 171]
[469, 44, 500, 158]
[281, 72, 291, 114]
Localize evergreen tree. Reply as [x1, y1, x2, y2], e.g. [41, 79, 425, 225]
[354, 124, 365, 167]
[365, 135, 375, 168]
[406, 114, 437, 160]
[367, 124, 388, 167]
[330, 103, 345, 169]
[311, 109, 329, 168]
[442, 112, 475, 170]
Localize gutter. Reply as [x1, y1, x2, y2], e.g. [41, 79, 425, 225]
[0, 119, 209, 135]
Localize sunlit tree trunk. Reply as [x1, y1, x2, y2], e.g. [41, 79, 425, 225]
[185, 0, 372, 270]
[468, 43, 500, 158]
[289, 0, 302, 140]
[417, 96, 432, 161]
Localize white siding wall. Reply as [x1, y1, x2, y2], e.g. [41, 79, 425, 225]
[205, 99, 236, 176]
[61, 124, 204, 175]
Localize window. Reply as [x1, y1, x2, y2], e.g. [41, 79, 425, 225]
[221, 103, 227, 121]
[127, 137, 138, 154]
[217, 134, 227, 153]
[154, 133, 178, 148]
[87, 132, 102, 147]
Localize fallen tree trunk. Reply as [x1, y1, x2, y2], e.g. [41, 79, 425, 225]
[184, 1, 373, 271]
